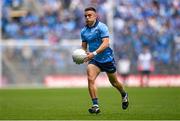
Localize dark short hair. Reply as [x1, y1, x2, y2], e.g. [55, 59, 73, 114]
[84, 7, 96, 12]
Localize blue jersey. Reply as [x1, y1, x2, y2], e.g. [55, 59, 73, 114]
[81, 20, 114, 63]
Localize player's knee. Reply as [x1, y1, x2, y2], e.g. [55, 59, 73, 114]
[88, 76, 95, 84]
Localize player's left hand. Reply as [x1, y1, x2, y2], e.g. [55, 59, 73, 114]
[84, 52, 94, 62]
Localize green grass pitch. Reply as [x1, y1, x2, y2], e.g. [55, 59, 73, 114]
[0, 87, 180, 120]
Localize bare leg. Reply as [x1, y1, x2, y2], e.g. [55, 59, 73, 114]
[87, 64, 101, 99]
[107, 72, 126, 97]
[140, 73, 144, 87]
[87, 64, 101, 114]
[145, 74, 150, 87]
[107, 72, 129, 109]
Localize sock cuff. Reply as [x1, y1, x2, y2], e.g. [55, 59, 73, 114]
[93, 104, 99, 107]
[92, 98, 98, 106]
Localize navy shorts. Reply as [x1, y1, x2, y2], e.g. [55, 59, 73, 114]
[88, 59, 116, 73]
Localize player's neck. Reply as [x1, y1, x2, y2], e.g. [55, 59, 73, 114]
[89, 20, 96, 27]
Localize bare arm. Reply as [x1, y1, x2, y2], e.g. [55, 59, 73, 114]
[95, 37, 109, 54]
[82, 42, 87, 51]
[84, 37, 109, 62]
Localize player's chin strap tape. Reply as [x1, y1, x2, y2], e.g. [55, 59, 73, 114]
[92, 51, 97, 56]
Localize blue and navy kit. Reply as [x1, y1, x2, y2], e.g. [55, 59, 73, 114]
[81, 20, 114, 63]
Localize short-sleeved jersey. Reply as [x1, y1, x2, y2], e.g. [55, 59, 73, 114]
[81, 20, 114, 63]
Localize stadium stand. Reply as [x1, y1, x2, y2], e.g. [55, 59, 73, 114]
[1, 0, 180, 86]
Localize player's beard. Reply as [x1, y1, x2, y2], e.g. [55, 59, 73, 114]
[86, 20, 94, 27]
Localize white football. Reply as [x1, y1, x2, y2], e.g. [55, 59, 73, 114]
[72, 49, 87, 64]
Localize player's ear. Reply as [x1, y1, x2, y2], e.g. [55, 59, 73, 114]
[96, 13, 100, 19]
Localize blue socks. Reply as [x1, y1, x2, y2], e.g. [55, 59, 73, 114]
[92, 98, 98, 107]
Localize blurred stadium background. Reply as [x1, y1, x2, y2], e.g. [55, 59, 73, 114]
[1, 0, 180, 88]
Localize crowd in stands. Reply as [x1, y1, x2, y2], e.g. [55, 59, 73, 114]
[2, 0, 180, 74]
[113, 0, 180, 74]
[2, 0, 85, 41]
